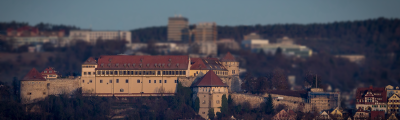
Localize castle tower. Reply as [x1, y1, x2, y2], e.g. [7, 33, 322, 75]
[192, 70, 229, 119]
[20, 68, 47, 104]
[220, 52, 239, 76]
[81, 57, 97, 94]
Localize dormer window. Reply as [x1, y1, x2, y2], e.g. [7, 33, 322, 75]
[124, 63, 126, 67]
[101, 63, 104, 67]
[127, 63, 130, 67]
[133, 64, 136, 67]
[116, 63, 119, 67]
[169, 58, 171, 62]
[176, 63, 179, 67]
[44, 71, 47, 73]
[147, 64, 149, 67]
[49, 71, 52, 73]
[168, 63, 171, 67]
[108, 63, 111, 67]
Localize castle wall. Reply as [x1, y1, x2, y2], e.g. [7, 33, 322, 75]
[178, 76, 241, 92]
[47, 78, 80, 95]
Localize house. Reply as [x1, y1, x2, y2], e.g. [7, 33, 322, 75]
[353, 108, 369, 120]
[41, 67, 60, 79]
[388, 94, 400, 114]
[314, 111, 332, 120]
[330, 107, 343, 119]
[387, 113, 398, 120]
[355, 86, 387, 112]
[370, 111, 385, 120]
[272, 109, 296, 120]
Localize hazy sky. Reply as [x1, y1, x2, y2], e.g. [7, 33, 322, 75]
[1, 0, 399, 30]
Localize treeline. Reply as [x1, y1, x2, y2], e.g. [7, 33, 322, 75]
[0, 21, 80, 34]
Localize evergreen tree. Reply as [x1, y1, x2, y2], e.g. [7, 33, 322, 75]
[265, 94, 274, 114]
[220, 94, 229, 116]
[208, 108, 215, 119]
[194, 97, 200, 113]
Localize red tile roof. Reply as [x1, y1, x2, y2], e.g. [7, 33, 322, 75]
[356, 86, 387, 103]
[41, 67, 58, 75]
[83, 57, 97, 65]
[192, 70, 228, 87]
[190, 58, 228, 71]
[96, 55, 189, 70]
[220, 52, 236, 62]
[22, 68, 46, 81]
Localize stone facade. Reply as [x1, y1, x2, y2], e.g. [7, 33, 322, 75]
[178, 75, 241, 92]
[21, 77, 80, 104]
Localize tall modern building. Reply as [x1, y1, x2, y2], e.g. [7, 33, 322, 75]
[194, 22, 217, 42]
[69, 30, 131, 44]
[167, 15, 189, 42]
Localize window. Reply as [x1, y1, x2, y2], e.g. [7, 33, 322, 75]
[82, 80, 85, 83]
[232, 70, 236, 74]
[175, 80, 177, 83]
[135, 71, 138, 75]
[367, 98, 372, 102]
[202, 112, 205, 114]
[183, 71, 186, 75]
[84, 72, 87, 75]
[114, 71, 118, 75]
[109, 80, 112, 83]
[154, 80, 156, 83]
[179, 71, 182, 75]
[49, 71, 52, 73]
[149, 80, 151, 83]
[100, 80, 103, 83]
[106, 71, 109, 75]
[97, 71, 101, 75]
[43, 92, 46, 95]
[120, 89, 124, 92]
[216, 100, 220, 104]
[110, 71, 113, 75]
[88, 72, 91, 75]
[27, 92, 32, 95]
[202, 100, 206, 104]
[164, 80, 167, 83]
[90, 80, 93, 83]
[126, 79, 129, 83]
[102, 71, 105, 75]
[116, 79, 119, 83]
[162, 71, 165, 75]
[159, 80, 162, 83]
[44, 71, 47, 73]
[119, 71, 123, 75]
[123, 71, 126, 75]
[158, 71, 161, 75]
[137, 80, 140, 83]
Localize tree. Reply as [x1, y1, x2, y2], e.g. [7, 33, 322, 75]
[194, 97, 200, 113]
[220, 94, 229, 116]
[208, 108, 215, 119]
[265, 94, 274, 115]
[271, 68, 289, 90]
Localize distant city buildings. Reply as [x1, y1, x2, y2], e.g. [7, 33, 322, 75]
[167, 15, 189, 42]
[69, 30, 131, 44]
[194, 22, 217, 42]
[243, 32, 261, 40]
[241, 36, 313, 58]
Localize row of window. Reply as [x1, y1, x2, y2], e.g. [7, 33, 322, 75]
[82, 65, 95, 68]
[83, 79, 178, 84]
[83, 72, 95, 75]
[96, 70, 186, 76]
[43, 71, 53, 73]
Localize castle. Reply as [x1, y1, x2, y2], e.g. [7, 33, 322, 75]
[20, 52, 240, 104]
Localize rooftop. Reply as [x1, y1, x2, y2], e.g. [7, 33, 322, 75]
[22, 68, 46, 81]
[192, 70, 228, 87]
[96, 55, 189, 70]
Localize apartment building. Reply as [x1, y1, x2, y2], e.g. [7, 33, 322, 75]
[167, 15, 189, 42]
[355, 86, 387, 112]
[69, 30, 131, 44]
[194, 22, 217, 42]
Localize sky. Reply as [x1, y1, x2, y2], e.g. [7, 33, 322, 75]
[1, 0, 400, 31]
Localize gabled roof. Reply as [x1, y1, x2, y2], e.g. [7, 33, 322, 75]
[83, 57, 97, 65]
[356, 86, 387, 102]
[388, 93, 400, 100]
[96, 55, 189, 70]
[220, 52, 236, 62]
[190, 58, 228, 71]
[192, 70, 228, 87]
[41, 67, 58, 75]
[22, 68, 46, 81]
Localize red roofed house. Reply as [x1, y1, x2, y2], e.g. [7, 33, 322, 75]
[220, 52, 239, 76]
[190, 57, 229, 77]
[81, 55, 190, 96]
[355, 86, 387, 112]
[192, 70, 229, 119]
[20, 68, 47, 103]
[41, 67, 60, 79]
